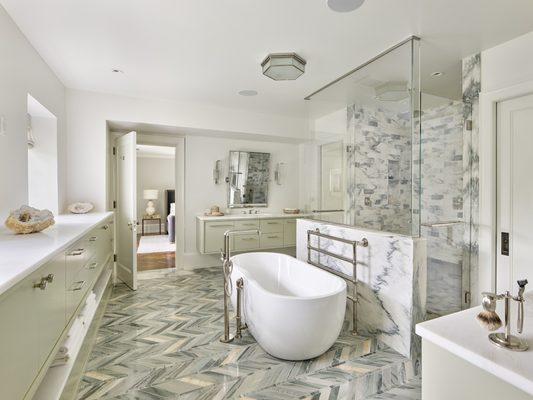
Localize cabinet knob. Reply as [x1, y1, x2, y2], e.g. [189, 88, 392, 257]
[33, 274, 53, 290]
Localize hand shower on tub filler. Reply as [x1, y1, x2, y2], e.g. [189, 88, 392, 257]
[477, 279, 529, 351]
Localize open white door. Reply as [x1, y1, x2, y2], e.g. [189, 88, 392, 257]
[115, 131, 138, 290]
[496, 93, 533, 293]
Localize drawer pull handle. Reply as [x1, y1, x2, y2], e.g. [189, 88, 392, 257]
[211, 224, 234, 228]
[33, 274, 54, 290]
[242, 238, 257, 241]
[89, 236, 98, 242]
[267, 235, 280, 239]
[68, 248, 85, 256]
[266, 222, 279, 225]
[71, 281, 85, 291]
[87, 262, 98, 270]
[102, 225, 109, 230]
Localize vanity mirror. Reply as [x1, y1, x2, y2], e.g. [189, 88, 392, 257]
[227, 151, 270, 208]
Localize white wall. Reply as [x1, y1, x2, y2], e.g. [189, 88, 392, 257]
[185, 135, 300, 254]
[478, 30, 533, 297]
[137, 155, 175, 231]
[28, 116, 59, 214]
[482, 31, 533, 93]
[0, 5, 66, 220]
[66, 89, 309, 212]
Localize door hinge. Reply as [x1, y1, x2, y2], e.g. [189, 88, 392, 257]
[113, 254, 117, 262]
[113, 200, 116, 209]
[501, 232, 510, 256]
[112, 146, 116, 155]
[464, 291, 471, 304]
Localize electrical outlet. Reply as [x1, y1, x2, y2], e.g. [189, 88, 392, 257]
[0, 116, 6, 136]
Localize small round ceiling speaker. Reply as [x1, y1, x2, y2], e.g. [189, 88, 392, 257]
[327, 0, 365, 12]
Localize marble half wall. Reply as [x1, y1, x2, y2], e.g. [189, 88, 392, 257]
[296, 219, 427, 366]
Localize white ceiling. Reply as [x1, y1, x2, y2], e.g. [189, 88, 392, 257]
[4, 0, 533, 118]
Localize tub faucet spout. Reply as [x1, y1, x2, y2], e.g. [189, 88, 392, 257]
[220, 229, 261, 343]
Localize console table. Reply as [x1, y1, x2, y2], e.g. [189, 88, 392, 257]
[142, 215, 162, 236]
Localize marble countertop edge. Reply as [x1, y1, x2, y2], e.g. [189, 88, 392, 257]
[416, 313, 533, 395]
[0, 212, 114, 297]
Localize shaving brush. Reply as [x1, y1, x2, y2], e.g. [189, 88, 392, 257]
[477, 292, 502, 331]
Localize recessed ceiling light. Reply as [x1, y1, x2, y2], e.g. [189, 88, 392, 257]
[112, 69, 124, 74]
[327, 0, 365, 12]
[238, 90, 258, 97]
[431, 71, 444, 77]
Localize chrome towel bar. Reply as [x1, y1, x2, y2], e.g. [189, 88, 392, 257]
[306, 229, 368, 335]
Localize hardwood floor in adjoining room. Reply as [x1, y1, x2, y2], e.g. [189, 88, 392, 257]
[137, 234, 175, 271]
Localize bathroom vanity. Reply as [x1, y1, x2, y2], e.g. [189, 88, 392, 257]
[196, 214, 310, 254]
[416, 294, 533, 400]
[0, 212, 114, 400]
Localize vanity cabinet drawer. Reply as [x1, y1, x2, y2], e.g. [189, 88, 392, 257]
[259, 219, 283, 233]
[283, 219, 297, 246]
[234, 233, 260, 251]
[260, 232, 284, 249]
[205, 222, 235, 253]
[234, 220, 259, 229]
[0, 254, 66, 400]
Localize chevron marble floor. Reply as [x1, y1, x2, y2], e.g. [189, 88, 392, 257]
[75, 267, 420, 399]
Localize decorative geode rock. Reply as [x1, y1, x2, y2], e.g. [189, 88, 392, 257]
[5, 205, 55, 234]
[68, 202, 94, 214]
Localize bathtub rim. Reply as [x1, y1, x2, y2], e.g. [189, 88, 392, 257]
[231, 252, 347, 301]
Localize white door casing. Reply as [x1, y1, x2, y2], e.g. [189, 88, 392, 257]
[116, 131, 138, 290]
[496, 93, 533, 293]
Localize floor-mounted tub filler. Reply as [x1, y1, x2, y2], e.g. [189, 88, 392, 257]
[230, 252, 347, 360]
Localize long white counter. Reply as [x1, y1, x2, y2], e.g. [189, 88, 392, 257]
[416, 292, 533, 398]
[196, 212, 312, 221]
[0, 212, 114, 296]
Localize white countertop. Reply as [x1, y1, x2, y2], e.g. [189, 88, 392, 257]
[416, 292, 533, 395]
[196, 213, 312, 221]
[0, 212, 113, 296]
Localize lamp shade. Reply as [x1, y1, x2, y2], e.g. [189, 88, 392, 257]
[143, 189, 159, 200]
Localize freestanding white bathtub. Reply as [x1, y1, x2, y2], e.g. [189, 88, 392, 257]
[230, 252, 346, 360]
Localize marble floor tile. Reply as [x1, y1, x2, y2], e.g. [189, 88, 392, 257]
[76, 267, 416, 400]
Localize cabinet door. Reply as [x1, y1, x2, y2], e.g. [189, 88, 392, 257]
[234, 233, 260, 251]
[259, 219, 283, 233]
[0, 254, 66, 400]
[260, 232, 284, 249]
[205, 222, 235, 253]
[283, 219, 297, 246]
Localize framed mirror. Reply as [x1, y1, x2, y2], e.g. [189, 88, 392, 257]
[228, 151, 270, 208]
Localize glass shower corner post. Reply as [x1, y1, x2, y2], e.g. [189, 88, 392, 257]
[410, 37, 422, 238]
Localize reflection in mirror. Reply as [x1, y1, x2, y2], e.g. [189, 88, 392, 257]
[228, 151, 270, 208]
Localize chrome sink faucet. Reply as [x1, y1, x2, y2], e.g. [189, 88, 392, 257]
[220, 228, 261, 343]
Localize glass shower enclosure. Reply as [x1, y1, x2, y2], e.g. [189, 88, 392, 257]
[304, 36, 472, 317]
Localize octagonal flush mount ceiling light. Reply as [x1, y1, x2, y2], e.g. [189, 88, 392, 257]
[261, 53, 306, 81]
[374, 82, 410, 102]
[327, 0, 365, 12]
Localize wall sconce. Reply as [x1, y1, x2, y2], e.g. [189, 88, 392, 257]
[213, 160, 222, 184]
[274, 162, 286, 185]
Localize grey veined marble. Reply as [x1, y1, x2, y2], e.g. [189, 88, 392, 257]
[296, 219, 427, 368]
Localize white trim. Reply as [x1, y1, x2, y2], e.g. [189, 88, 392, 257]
[479, 79, 533, 296]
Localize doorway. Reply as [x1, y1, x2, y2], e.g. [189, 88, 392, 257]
[496, 93, 533, 293]
[110, 130, 185, 290]
[136, 144, 176, 271]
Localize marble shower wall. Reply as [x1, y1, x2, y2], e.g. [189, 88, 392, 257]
[346, 104, 413, 236]
[296, 219, 427, 367]
[420, 100, 465, 315]
[462, 53, 481, 307]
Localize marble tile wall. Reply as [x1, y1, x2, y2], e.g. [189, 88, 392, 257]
[297, 219, 427, 368]
[345, 104, 413, 236]
[462, 53, 481, 307]
[420, 100, 465, 315]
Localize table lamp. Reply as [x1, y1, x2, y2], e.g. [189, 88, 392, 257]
[143, 189, 159, 216]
